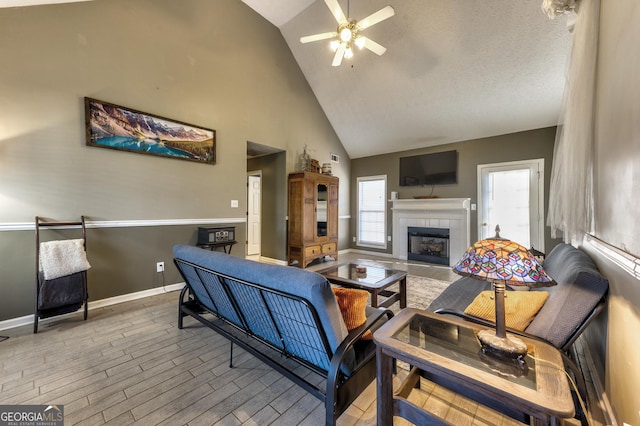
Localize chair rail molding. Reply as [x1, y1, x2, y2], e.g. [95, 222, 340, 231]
[0, 217, 247, 232]
[584, 234, 640, 280]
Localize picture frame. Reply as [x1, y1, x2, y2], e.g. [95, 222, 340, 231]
[84, 97, 215, 165]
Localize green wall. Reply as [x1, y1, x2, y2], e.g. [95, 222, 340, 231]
[350, 126, 561, 254]
[0, 0, 349, 321]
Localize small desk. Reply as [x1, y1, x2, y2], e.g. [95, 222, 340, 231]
[197, 240, 237, 254]
[316, 263, 407, 309]
[374, 309, 575, 426]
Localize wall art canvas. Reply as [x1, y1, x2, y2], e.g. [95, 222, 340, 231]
[85, 97, 215, 165]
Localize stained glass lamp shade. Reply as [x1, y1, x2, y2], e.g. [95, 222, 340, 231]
[452, 228, 555, 358]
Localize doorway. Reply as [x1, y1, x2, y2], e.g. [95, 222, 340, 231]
[247, 171, 262, 257]
[477, 159, 544, 250]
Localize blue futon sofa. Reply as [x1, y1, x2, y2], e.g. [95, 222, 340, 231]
[173, 245, 393, 426]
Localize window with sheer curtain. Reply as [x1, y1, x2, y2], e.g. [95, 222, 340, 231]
[357, 176, 387, 248]
[544, 0, 600, 243]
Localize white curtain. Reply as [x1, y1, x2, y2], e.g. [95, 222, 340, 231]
[546, 0, 601, 243]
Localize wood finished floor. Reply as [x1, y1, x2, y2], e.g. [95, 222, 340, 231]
[0, 253, 601, 425]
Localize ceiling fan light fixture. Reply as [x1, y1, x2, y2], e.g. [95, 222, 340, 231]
[355, 36, 365, 49]
[339, 26, 352, 42]
[344, 45, 354, 59]
[330, 40, 340, 52]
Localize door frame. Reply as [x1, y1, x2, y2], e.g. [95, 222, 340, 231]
[477, 158, 545, 251]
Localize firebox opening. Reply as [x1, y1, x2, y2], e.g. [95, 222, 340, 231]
[408, 226, 450, 265]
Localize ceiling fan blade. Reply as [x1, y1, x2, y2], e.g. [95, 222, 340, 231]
[324, 0, 348, 25]
[332, 43, 346, 67]
[361, 37, 387, 56]
[357, 5, 395, 30]
[300, 32, 338, 43]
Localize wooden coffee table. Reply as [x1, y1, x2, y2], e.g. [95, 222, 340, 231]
[317, 262, 407, 309]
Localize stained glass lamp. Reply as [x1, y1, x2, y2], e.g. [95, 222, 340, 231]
[452, 226, 556, 358]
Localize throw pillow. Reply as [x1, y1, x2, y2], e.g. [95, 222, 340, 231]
[332, 287, 372, 339]
[464, 290, 549, 331]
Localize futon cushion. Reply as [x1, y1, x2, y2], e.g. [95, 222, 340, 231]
[526, 243, 609, 348]
[333, 287, 372, 339]
[464, 290, 549, 331]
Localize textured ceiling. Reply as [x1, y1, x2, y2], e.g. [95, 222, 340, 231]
[6, 0, 573, 159]
[246, 0, 573, 158]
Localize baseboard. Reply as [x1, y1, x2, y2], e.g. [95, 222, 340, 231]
[0, 282, 185, 331]
[257, 256, 287, 266]
[578, 337, 618, 425]
[342, 248, 394, 258]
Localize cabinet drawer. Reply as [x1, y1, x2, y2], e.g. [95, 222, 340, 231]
[322, 243, 336, 254]
[305, 245, 322, 257]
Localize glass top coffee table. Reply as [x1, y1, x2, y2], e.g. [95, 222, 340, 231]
[316, 262, 407, 309]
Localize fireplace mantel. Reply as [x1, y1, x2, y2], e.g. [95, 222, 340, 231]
[392, 198, 471, 266]
[391, 198, 470, 211]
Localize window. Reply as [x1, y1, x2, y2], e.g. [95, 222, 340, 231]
[357, 175, 387, 248]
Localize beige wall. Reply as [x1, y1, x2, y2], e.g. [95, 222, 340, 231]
[582, 0, 640, 424]
[350, 126, 561, 253]
[0, 0, 349, 321]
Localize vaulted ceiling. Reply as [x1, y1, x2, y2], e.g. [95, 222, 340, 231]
[244, 0, 573, 158]
[5, 0, 573, 159]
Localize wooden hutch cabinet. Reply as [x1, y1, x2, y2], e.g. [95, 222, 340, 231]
[287, 171, 338, 268]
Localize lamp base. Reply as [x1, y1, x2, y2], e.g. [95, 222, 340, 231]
[477, 329, 528, 360]
[478, 349, 529, 377]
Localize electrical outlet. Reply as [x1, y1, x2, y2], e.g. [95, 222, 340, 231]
[352, 236, 356, 242]
[156, 261, 164, 273]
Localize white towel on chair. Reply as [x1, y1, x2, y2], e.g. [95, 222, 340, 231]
[39, 239, 91, 280]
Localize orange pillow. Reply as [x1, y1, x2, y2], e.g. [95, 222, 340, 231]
[464, 290, 549, 331]
[332, 287, 372, 340]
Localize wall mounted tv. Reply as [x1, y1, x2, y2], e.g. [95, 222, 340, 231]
[399, 150, 458, 186]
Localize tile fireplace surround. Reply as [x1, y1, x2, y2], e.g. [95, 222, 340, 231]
[392, 198, 471, 266]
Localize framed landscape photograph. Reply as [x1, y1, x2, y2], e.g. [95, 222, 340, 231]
[85, 97, 215, 165]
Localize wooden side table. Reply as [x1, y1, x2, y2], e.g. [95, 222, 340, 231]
[196, 240, 237, 254]
[374, 309, 575, 426]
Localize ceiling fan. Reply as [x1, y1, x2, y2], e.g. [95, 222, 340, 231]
[300, 0, 395, 67]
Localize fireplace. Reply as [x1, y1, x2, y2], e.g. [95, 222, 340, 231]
[408, 226, 450, 265]
[392, 198, 470, 266]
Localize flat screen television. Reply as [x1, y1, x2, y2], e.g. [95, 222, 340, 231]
[399, 150, 458, 186]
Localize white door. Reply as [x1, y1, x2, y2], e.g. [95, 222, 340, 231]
[247, 172, 261, 256]
[477, 159, 544, 251]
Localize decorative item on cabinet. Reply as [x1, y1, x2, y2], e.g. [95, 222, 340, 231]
[288, 171, 339, 268]
[309, 159, 320, 173]
[298, 144, 311, 172]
